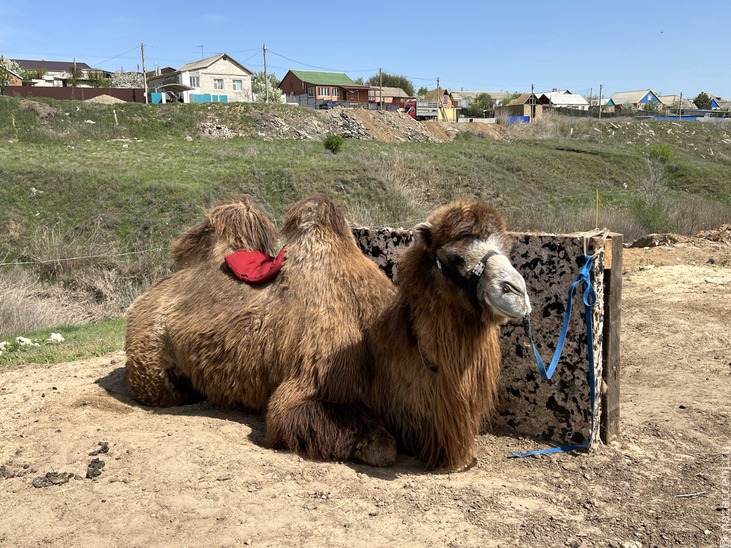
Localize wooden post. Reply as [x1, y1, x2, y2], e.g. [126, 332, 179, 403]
[601, 233, 622, 443]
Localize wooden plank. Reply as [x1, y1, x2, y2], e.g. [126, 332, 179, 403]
[601, 233, 623, 443]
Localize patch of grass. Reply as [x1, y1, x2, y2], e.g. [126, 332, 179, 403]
[0, 319, 125, 368]
[1, 100, 730, 336]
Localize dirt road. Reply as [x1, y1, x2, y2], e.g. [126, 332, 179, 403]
[1, 236, 729, 547]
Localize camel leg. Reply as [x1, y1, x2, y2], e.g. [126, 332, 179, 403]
[265, 380, 397, 467]
[125, 343, 202, 408]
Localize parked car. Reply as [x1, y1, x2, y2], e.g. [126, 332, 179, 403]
[318, 100, 345, 109]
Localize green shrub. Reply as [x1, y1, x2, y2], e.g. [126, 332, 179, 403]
[649, 143, 672, 162]
[630, 200, 673, 234]
[323, 134, 344, 154]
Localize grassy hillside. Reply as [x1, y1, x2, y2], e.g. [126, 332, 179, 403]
[0, 96, 729, 335]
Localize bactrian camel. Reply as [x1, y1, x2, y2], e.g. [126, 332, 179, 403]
[125, 195, 530, 470]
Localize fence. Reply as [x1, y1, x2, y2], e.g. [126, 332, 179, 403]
[2, 86, 145, 103]
[352, 227, 623, 448]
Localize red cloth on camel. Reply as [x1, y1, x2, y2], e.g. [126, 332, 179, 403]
[225, 247, 286, 283]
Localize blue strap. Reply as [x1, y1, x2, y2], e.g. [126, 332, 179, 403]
[511, 254, 598, 458]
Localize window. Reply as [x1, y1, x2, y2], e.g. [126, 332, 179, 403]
[232, 79, 242, 91]
[307, 87, 314, 97]
[317, 86, 330, 97]
[332, 88, 339, 98]
[214, 78, 224, 90]
[189, 76, 199, 88]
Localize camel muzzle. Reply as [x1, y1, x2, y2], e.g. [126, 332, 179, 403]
[435, 250, 531, 319]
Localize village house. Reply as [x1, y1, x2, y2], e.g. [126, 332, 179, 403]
[9, 58, 108, 87]
[496, 93, 543, 120]
[700, 94, 729, 110]
[367, 85, 411, 110]
[658, 95, 694, 112]
[1, 59, 22, 86]
[278, 70, 369, 108]
[423, 88, 458, 108]
[610, 89, 662, 110]
[538, 90, 590, 111]
[147, 53, 253, 103]
[451, 91, 510, 109]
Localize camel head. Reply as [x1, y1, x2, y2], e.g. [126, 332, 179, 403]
[413, 200, 531, 321]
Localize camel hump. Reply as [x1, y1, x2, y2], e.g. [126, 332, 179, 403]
[421, 200, 507, 250]
[171, 195, 278, 269]
[282, 194, 352, 241]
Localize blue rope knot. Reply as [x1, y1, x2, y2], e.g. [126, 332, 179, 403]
[511, 254, 598, 458]
[578, 255, 597, 308]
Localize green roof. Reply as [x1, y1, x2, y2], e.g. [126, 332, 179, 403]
[289, 70, 357, 86]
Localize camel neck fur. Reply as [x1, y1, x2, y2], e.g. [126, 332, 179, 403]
[368, 245, 501, 470]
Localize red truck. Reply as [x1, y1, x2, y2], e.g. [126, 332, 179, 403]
[404, 100, 439, 120]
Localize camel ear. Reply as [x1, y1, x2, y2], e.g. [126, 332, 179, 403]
[413, 222, 433, 247]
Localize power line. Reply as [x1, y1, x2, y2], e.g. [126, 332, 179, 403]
[94, 46, 141, 67]
[266, 49, 376, 74]
[0, 247, 167, 269]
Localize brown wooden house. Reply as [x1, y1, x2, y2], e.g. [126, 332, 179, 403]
[279, 70, 369, 108]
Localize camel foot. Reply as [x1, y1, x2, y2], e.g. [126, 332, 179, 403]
[351, 427, 397, 467]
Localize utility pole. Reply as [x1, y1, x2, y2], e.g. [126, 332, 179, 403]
[263, 43, 268, 103]
[379, 67, 383, 110]
[678, 91, 683, 120]
[599, 83, 603, 119]
[71, 57, 77, 99]
[438, 77, 443, 119]
[530, 83, 534, 122]
[140, 43, 148, 104]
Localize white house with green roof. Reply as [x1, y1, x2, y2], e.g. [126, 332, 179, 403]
[279, 70, 369, 108]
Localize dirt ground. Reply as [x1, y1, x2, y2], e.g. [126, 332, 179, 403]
[1, 234, 729, 547]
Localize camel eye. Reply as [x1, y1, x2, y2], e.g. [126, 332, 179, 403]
[502, 282, 520, 295]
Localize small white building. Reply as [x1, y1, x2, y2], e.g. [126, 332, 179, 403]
[148, 53, 253, 104]
[538, 90, 590, 110]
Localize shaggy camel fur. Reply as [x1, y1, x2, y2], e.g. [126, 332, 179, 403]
[125, 195, 530, 470]
[126, 195, 398, 465]
[171, 196, 277, 269]
[367, 202, 530, 468]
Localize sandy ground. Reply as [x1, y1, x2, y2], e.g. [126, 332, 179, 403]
[1, 237, 729, 548]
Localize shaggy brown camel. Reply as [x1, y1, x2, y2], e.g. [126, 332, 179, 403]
[125, 195, 530, 470]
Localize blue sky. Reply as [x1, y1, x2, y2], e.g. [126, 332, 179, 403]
[1, 0, 729, 99]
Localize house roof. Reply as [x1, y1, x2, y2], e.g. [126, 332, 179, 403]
[155, 83, 196, 92]
[1, 59, 22, 79]
[368, 86, 410, 98]
[658, 95, 694, 108]
[423, 88, 453, 101]
[507, 93, 539, 106]
[287, 70, 358, 86]
[11, 59, 93, 72]
[540, 91, 589, 106]
[610, 90, 661, 105]
[179, 53, 252, 75]
[458, 91, 511, 101]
